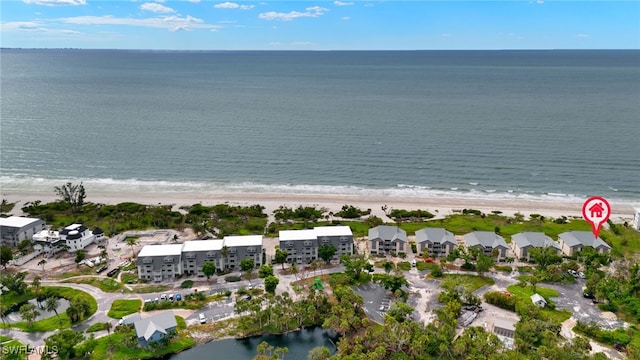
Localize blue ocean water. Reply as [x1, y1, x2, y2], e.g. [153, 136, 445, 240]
[1, 50, 638, 203]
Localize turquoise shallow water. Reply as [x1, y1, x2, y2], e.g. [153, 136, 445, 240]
[1, 50, 638, 202]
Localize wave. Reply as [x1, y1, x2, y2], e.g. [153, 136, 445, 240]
[0, 175, 638, 205]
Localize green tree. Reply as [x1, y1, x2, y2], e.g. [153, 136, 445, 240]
[202, 261, 216, 280]
[31, 276, 41, 294]
[387, 301, 414, 322]
[475, 253, 494, 277]
[74, 250, 86, 265]
[17, 239, 33, 255]
[42, 329, 85, 360]
[259, 264, 274, 278]
[264, 275, 279, 294]
[241, 258, 255, 276]
[45, 296, 61, 322]
[54, 182, 86, 212]
[0, 272, 28, 294]
[75, 333, 97, 359]
[38, 258, 47, 272]
[19, 303, 40, 328]
[529, 246, 563, 271]
[307, 346, 331, 360]
[124, 237, 138, 259]
[374, 273, 409, 295]
[0, 245, 12, 268]
[221, 245, 230, 270]
[274, 248, 288, 270]
[383, 260, 394, 274]
[318, 245, 337, 264]
[452, 326, 501, 359]
[340, 254, 369, 281]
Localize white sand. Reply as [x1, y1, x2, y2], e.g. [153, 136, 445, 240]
[3, 190, 635, 223]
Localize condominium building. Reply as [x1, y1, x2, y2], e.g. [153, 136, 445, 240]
[369, 225, 407, 255]
[414, 227, 456, 257]
[181, 239, 224, 277]
[279, 226, 354, 264]
[137, 244, 184, 282]
[0, 216, 46, 247]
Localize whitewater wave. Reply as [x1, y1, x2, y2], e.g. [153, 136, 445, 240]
[0, 176, 637, 205]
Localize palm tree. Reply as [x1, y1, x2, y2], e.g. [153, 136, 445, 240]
[105, 321, 113, 349]
[37, 258, 47, 272]
[19, 303, 39, 328]
[45, 296, 61, 322]
[66, 303, 80, 323]
[221, 245, 230, 270]
[31, 276, 41, 294]
[125, 237, 139, 260]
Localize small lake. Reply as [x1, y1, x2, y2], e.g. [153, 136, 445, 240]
[169, 327, 337, 360]
[5, 298, 70, 323]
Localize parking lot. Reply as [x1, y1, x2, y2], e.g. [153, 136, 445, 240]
[353, 283, 394, 324]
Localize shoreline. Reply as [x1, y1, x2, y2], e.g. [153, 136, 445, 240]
[3, 190, 636, 223]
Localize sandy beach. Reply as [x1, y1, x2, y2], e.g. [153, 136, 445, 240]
[3, 190, 636, 223]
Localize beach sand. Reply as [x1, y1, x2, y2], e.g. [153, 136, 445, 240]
[3, 190, 635, 223]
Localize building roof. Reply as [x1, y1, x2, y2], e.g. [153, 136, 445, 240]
[134, 311, 176, 341]
[223, 235, 262, 247]
[558, 231, 611, 249]
[279, 229, 317, 241]
[0, 216, 43, 228]
[137, 244, 183, 257]
[93, 227, 104, 235]
[314, 226, 353, 237]
[368, 226, 407, 243]
[512, 232, 560, 250]
[492, 317, 516, 332]
[415, 227, 456, 245]
[463, 231, 508, 249]
[182, 239, 224, 252]
[531, 293, 547, 304]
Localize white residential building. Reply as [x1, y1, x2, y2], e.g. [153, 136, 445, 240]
[0, 216, 46, 247]
[59, 224, 97, 252]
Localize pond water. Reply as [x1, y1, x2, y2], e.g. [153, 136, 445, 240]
[5, 298, 70, 323]
[169, 327, 337, 360]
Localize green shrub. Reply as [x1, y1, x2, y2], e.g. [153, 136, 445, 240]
[225, 276, 241, 282]
[484, 291, 517, 312]
[180, 280, 193, 289]
[397, 262, 411, 271]
[431, 267, 443, 278]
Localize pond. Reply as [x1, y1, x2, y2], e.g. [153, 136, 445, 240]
[4, 298, 70, 323]
[169, 327, 338, 360]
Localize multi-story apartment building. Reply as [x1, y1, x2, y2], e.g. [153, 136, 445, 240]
[136, 235, 263, 282]
[136, 244, 184, 282]
[368, 225, 407, 255]
[222, 235, 263, 269]
[279, 226, 354, 264]
[414, 227, 457, 257]
[181, 239, 224, 277]
[462, 231, 509, 261]
[0, 216, 46, 247]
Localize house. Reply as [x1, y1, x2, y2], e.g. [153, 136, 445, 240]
[462, 231, 509, 261]
[589, 202, 605, 218]
[133, 311, 177, 347]
[181, 239, 224, 276]
[414, 227, 456, 257]
[531, 293, 547, 307]
[222, 235, 263, 269]
[557, 231, 611, 256]
[368, 226, 408, 255]
[93, 227, 105, 242]
[0, 216, 46, 247]
[119, 313, 142, 326]
[32, 230, 65, 256]
[489, 317, 516, 350]
[279, 226, 354, 264]
[511, 232, 561, 261]
[136, 244, 184, 282]
[59, 224, 96, 252]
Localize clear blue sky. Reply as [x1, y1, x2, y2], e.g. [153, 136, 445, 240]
[1, 1, 639, 50]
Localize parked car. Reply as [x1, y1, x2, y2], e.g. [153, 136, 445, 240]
[199, 313, 207, 324]
[379, 305, 385, 311]
[160, 294, 167, 301]
[176, 294, 182, 301]
[106, 268, 119, 277]
[578, 271, 586, 279]
[583, 292, 595, 299]
[96, 266, 107, 273]
[169, 294, 174, 301]
[411, 259, 417, 267]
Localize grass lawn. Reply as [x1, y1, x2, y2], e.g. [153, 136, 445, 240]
[495, 265, 513, 273]
[0, 336, 27, 359]
[51, 267, 97, 279]
[131, 285, 170, 294]
[397, 261, 411, 271]
[89, 330, 196, 360]
[507, 284, 572, 323]
[1, 287, 98, 332]
[86, 322, 110, 332]
[0, 291, 36, 308]
[120, 273, 138, 284]
[107, 299, 142, 319]
[416, 261, 437, 271]
[65, 277, 127, 293]
[441, 274, 495, 292]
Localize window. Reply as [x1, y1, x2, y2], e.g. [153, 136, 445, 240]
[303, 241, 313, 246]
[285, 241, 294, 247]
[206, 251, 216, 258]
[185, 252, 195, 259]
[340, 236, 350, 242]
[247, 247, 256, 253]
[321, 238, 330, 243]
[143, 258, 153, 264]
[164, 257, 174, 263]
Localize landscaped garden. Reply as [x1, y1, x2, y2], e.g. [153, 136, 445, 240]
[107, 299, 142, 319]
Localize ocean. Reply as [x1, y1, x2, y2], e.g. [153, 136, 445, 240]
[1, 49, 638, 204]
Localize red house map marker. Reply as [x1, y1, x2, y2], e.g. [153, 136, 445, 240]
[582, 196, 611, 238]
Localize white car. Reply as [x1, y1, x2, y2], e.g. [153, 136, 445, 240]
[199, 313, 207, 324]
[578, 271, 586, 279]
[160, 294, 167, 301]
